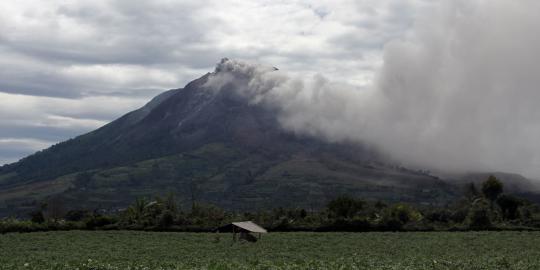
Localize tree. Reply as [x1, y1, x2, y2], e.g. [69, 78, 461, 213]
[482, 175, 503, 203]
[496, 195, 523, 220]
[465, 182, 480, 201]
[29, 210, 45, 224]
[163, 193, 178, 213]
[123, 197, 149, 224]
[327, 196, 364, 219]
[299, 209, 308, 219]
[380, 203, 422, 230]
[158, 210, 175, 228]
[467, 199, 492, 229]
[426, 209, 451, 223]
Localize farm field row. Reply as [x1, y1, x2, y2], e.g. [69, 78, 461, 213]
[1, 231, 539, 269]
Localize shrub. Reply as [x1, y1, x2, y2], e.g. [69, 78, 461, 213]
[380, 204, 422, 231]
[29, 210, 45, 224]
[85, 215, 116, 229]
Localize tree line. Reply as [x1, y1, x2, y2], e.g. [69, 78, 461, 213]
[1, 175, 540, 233]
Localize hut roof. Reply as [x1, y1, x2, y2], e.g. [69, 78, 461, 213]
[218, 221, 268, 233]
[232, 221, 267, 233]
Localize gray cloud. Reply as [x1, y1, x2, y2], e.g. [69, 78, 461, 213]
[206, 0, 540, 179]
[372, 0, 540, 177]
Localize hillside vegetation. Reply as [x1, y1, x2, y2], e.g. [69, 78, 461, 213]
[2, 176, 540, 234]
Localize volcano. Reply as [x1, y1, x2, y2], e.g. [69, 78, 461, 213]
[0, 59, 465, 216]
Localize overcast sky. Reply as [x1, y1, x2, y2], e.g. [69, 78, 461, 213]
[0, 0, 435, 165]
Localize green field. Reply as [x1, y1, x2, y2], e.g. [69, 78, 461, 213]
[1, 231, 539, 269]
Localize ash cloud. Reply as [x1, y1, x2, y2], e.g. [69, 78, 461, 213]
[207, 1, 540, 178]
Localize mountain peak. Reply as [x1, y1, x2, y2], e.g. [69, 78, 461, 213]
[213, 58, 279, 76]
[0, 62, 461, 215]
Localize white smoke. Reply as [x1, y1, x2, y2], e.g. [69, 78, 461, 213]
[206, 1, 540, 178]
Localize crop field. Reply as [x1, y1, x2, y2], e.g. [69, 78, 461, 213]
[1, 231, 540, 270]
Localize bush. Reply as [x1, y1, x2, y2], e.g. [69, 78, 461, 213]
[0, 219, 46, 233]
[84, 215, 116, 229]
[379, 204, 422, 231]
[425, 209, 452, 223]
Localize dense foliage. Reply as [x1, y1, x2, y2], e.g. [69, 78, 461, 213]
[2, 176, 540, 234]
[2, 231, 540, 269]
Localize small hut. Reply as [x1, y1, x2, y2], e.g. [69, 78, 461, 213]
[216, 221, 267, 242]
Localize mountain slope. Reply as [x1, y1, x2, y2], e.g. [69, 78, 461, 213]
[0, 59, 468, 215]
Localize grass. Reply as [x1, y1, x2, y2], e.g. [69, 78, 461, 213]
[1, 231, 540, 269]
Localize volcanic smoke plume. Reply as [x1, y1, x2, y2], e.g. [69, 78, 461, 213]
[206, 0, 540, 178]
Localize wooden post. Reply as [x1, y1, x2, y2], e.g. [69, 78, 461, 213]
[258, 233, 261, 240]
[232, 226, 236, 242]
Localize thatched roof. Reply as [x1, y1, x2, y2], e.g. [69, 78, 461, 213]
[217, 221, 267, 233]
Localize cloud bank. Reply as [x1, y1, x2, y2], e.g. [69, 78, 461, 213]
[207, 0, 540, 178]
